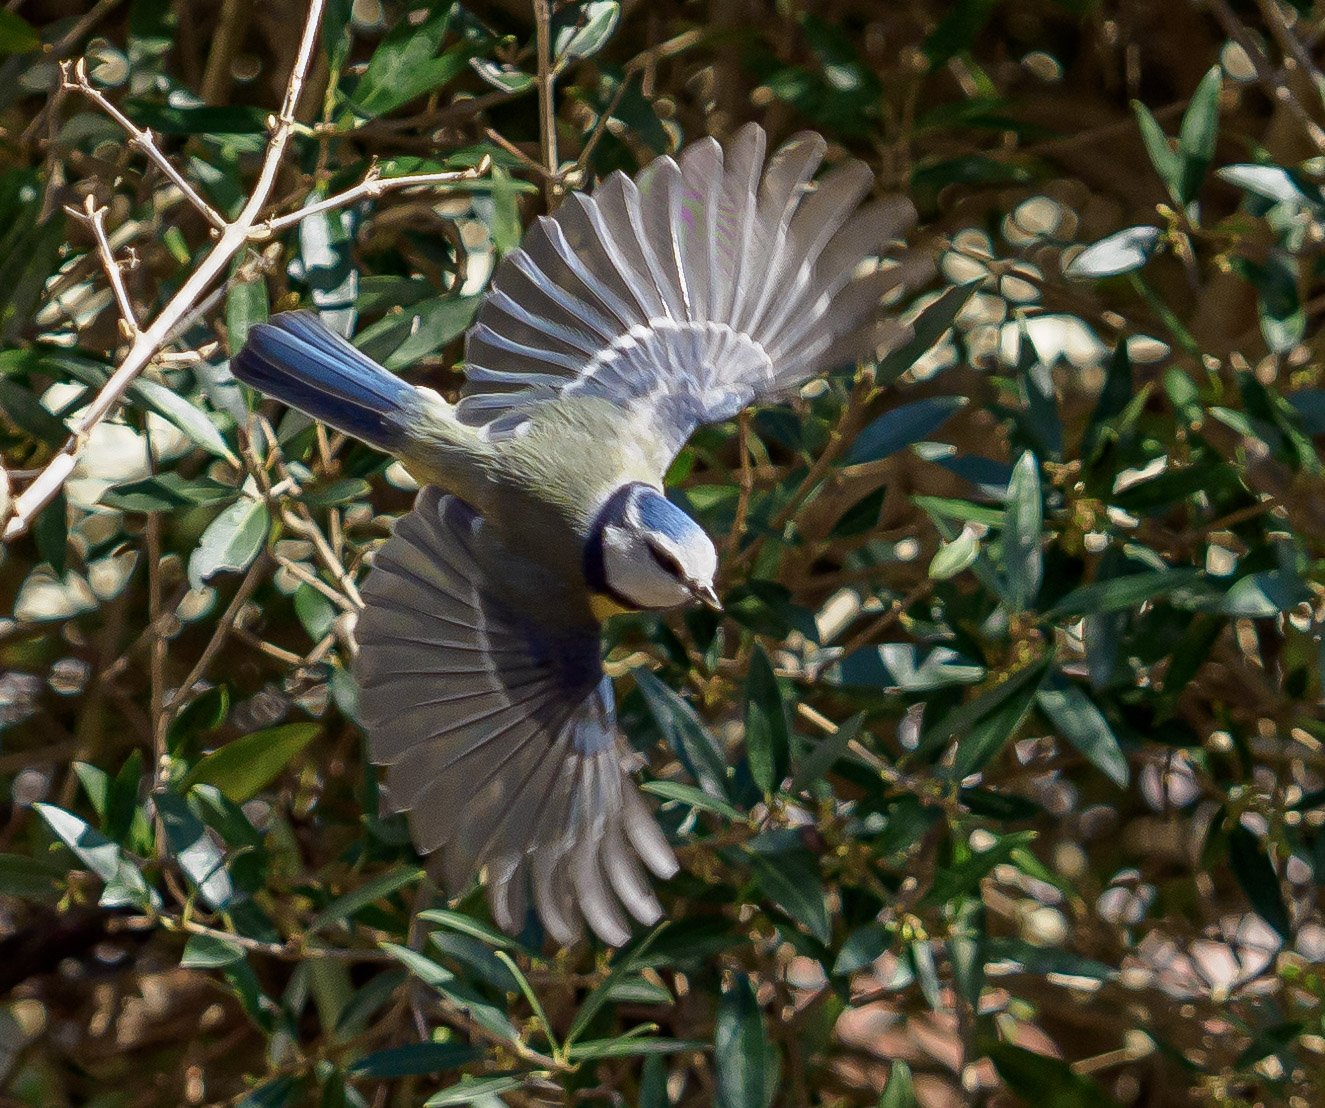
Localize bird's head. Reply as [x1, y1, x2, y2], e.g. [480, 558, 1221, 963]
[590, 484, 721, 612]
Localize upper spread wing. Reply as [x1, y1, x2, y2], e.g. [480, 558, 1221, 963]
[354, 487, 676, 946]
[457, 124, 929, 463]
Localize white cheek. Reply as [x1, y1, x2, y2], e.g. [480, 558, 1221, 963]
[602, 532, 691, 610]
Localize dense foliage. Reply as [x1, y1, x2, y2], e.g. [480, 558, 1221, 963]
[1, 1, 1324, 1105]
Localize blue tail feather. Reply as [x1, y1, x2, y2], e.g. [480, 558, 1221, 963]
[232, 311, 418, 451]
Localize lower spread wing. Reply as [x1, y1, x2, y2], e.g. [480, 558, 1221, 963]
[354, 487, 676, 946]
[456, 123, 930, 465]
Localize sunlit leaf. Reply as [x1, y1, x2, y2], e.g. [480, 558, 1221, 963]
[184, 722, 321, 803]
[34, 803, 159, 910]
[1066, 226, 1160, 278]
[187, 496, 269, 591]
[553, 0, 620, 60]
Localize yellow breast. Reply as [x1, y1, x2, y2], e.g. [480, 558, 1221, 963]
[589, 592, 636, 621]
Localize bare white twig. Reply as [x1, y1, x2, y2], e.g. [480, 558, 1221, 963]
[62, 59, 228, 231]
[71, 195, 139, 335]
[253, 159, 491, 238]
[3, 1, 489, 544]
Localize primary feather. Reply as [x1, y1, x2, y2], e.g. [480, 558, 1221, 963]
[231, 124, 928, 946]
[459, 122, 923, 467]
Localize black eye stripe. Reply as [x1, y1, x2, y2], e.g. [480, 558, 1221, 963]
[649, 547, 683, 577]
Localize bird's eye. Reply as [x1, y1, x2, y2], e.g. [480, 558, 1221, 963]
[650, 547, 684, 578]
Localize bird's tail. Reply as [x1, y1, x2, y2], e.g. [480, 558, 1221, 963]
[231, 311, 422, 454]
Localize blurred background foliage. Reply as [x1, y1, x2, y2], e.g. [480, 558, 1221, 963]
[1, 0, 1324, 1105]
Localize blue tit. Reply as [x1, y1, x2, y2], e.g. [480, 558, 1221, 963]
[232, 124, 926, 946]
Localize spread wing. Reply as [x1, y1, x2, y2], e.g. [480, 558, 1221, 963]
[354, 488, 677, 946]
[457, 123, 929, 465]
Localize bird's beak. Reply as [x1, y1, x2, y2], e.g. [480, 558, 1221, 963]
[694, 582, 723, 611]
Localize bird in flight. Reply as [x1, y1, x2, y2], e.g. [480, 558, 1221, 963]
[232, 124, 924, 946]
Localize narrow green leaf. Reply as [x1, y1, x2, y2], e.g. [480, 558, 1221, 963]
[0, 852, 68, 898]
[635, 670, 729, 799]
[1083, 341, 1134, 459]
[494, 951, 559, 1055]
[553, 0, 621, 60]
[34, 803, 159, 910]
[226, 273, 268, 352]
[641, 780, 742, 820]
[1067, 225, 1160, 279]
[101, 473, 238, 512]
[1002, 451, 1042, 613]
[929, 524, 980, 580]
[1045, 569, 1204, 618]
[417, 908, 539, 957]
[309, 866, 424, 932]
[715, 974, 778, 1108]
[380, 296, 481, 371]
[156, 790, 234, 909]
[567, 925, 665, 1044]
[1177, 65, 1222, 203]
[469, 57, 535, 93]
[349, 1042, 482, 1078]
[879, 1060, 919, 1107]
[876, 282, 981, 384]
[1228, 824, 1292, 940]
[423, 1075, 524, 1107]
[0, 9, 40, 53]
[744, 646, 790, 796]
[1132, 100, 1182, 200]
[832, 923, 888, 976]
[919, 655, 1048, 756]
[181, 933, 246, 968]
[1037, 676, 1129, 786]
[567, 1037, 705, 1061]
[747, 851, 830, 943]
[133, 378, 238, 464]
[349, 5, 471, 119]
[789, 712, 864, 794]
[294, 583, 336, 642]
[640, 1054, 667, 1108]
[921, 831, 1036, 908]
[950, 671, 1046, 777]
[185, 722, 321, 803]
[989, 1042, 1121, 1107]
[845, 396, 967, 465]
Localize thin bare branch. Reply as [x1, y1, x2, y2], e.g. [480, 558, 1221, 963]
[71, 195, 139, 334]
[533, 0, 560, 207]
[61, 58, 228, 231]
[1204, 0, 1325, 154]
[4, 2, 484, 545]
[253, 158, 491, 238]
